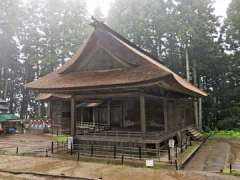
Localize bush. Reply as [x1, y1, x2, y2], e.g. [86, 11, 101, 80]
[217, 116, 239, 130]
[52, 135, 69, 143]
[209, 130, 240, 139]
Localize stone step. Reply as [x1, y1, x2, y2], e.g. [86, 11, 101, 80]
[187, 128, 205, 141]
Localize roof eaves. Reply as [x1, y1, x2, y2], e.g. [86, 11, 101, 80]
[170, 74, 207, 97]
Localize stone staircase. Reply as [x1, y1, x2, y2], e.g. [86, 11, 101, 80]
[187, 127, 205, 141]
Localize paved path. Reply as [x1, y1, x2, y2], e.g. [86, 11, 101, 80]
[184, 140, 230, 172]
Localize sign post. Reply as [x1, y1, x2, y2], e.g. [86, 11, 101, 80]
[68, 137, 73, 150]
[146, 159, 154, 167]
[169, 139, 175, 148]
[168, 139, 175, 164]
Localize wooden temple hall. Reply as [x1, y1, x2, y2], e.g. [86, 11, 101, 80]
[26, 19, 207, 149]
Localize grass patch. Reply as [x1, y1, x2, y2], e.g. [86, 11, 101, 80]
[223, 168, 240, 176]
[207, 130, 240, 140]
[52, 135, 69, 143]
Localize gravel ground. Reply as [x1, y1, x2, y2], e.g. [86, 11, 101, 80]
[0, 134, 238, 180]
[0, 172, 53, 180]
[0, 155, 238, 180]
[0, 133, 52, 149]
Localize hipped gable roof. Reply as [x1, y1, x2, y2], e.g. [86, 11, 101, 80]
[26, 19, 207, 97]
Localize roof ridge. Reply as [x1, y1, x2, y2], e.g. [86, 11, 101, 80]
[25, 17, 207, 97]
[90, 18, 207, 96]
[90, 18, 179, 76]
[91, 17, 162, 64]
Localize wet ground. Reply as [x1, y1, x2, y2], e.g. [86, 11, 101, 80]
[0, 133, 52, 149]
[228, 140, 240, 163]
[184, 140, 231, 172]
[0, 155, 238, 180]
[0, 134, 239, 180]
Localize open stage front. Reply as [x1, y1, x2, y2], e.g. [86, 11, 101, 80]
[47, 92, 195, 148]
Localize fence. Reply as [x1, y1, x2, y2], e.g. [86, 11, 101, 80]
[76, 122, 110, 132]
[0, 135, 193, 170]
[71, 143, 169, 162]
[54, 139, 193, 170]
[0, 141, 67, 158]
[0, 145, 50, 157]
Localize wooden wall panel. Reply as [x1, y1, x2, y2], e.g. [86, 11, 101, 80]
[51, 100, 71, 134]
[145, 98, 164, 132]
[167, 100, 195, 132]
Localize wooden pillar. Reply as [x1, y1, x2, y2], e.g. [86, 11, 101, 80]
[122, 102, 125, 128]
[92, 108, 96, 125]
[38, 102, 41, 118]
[140, 96, 146, 133]
[80, 108, 83, 123]
[107, 100, 111, 127]
[198, 97, 202, 130]
[71, 96, 76, 136]
[194, 98, 199, 128]
[198, 80, 203, 130]
[177, 131, 182, 147]
[163, 99, 168, 132]
[47, 101, 51, 119]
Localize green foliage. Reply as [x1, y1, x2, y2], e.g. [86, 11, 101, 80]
[0, 0, 90, 118]
[216, 106, 240, 130]
[217, 117, 239, 130]
[223, 168, 240, 177]
[108, 0, 232, 130]
[225, 0, 240, 52]
[208, 130, 240, 139]
[108, 0, 185, 72]
[53, 135, 69, 143]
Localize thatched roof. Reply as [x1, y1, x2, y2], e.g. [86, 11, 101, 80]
[26, 19, 207, 97]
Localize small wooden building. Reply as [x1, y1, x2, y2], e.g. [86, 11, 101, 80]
[26, 20, 207, 149]
[0, 113, 20, 133]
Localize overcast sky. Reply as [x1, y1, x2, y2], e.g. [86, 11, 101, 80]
[87, 0, 232, 18]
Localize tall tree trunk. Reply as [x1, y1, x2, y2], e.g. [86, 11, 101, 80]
[0, 66, 4, 98]
[185, 47, 190, 81]
[20, 63, 31, 119]
[8, 79, 14, 113]
[198, 97, 202, 129]
[36, 60, 42, 118]
[198, 75, 203, 130]
[3, 67, 9, 100]
[192, 58, 199, 129]
[3, 79, 8, 100]
[185, 46, 199, 129]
